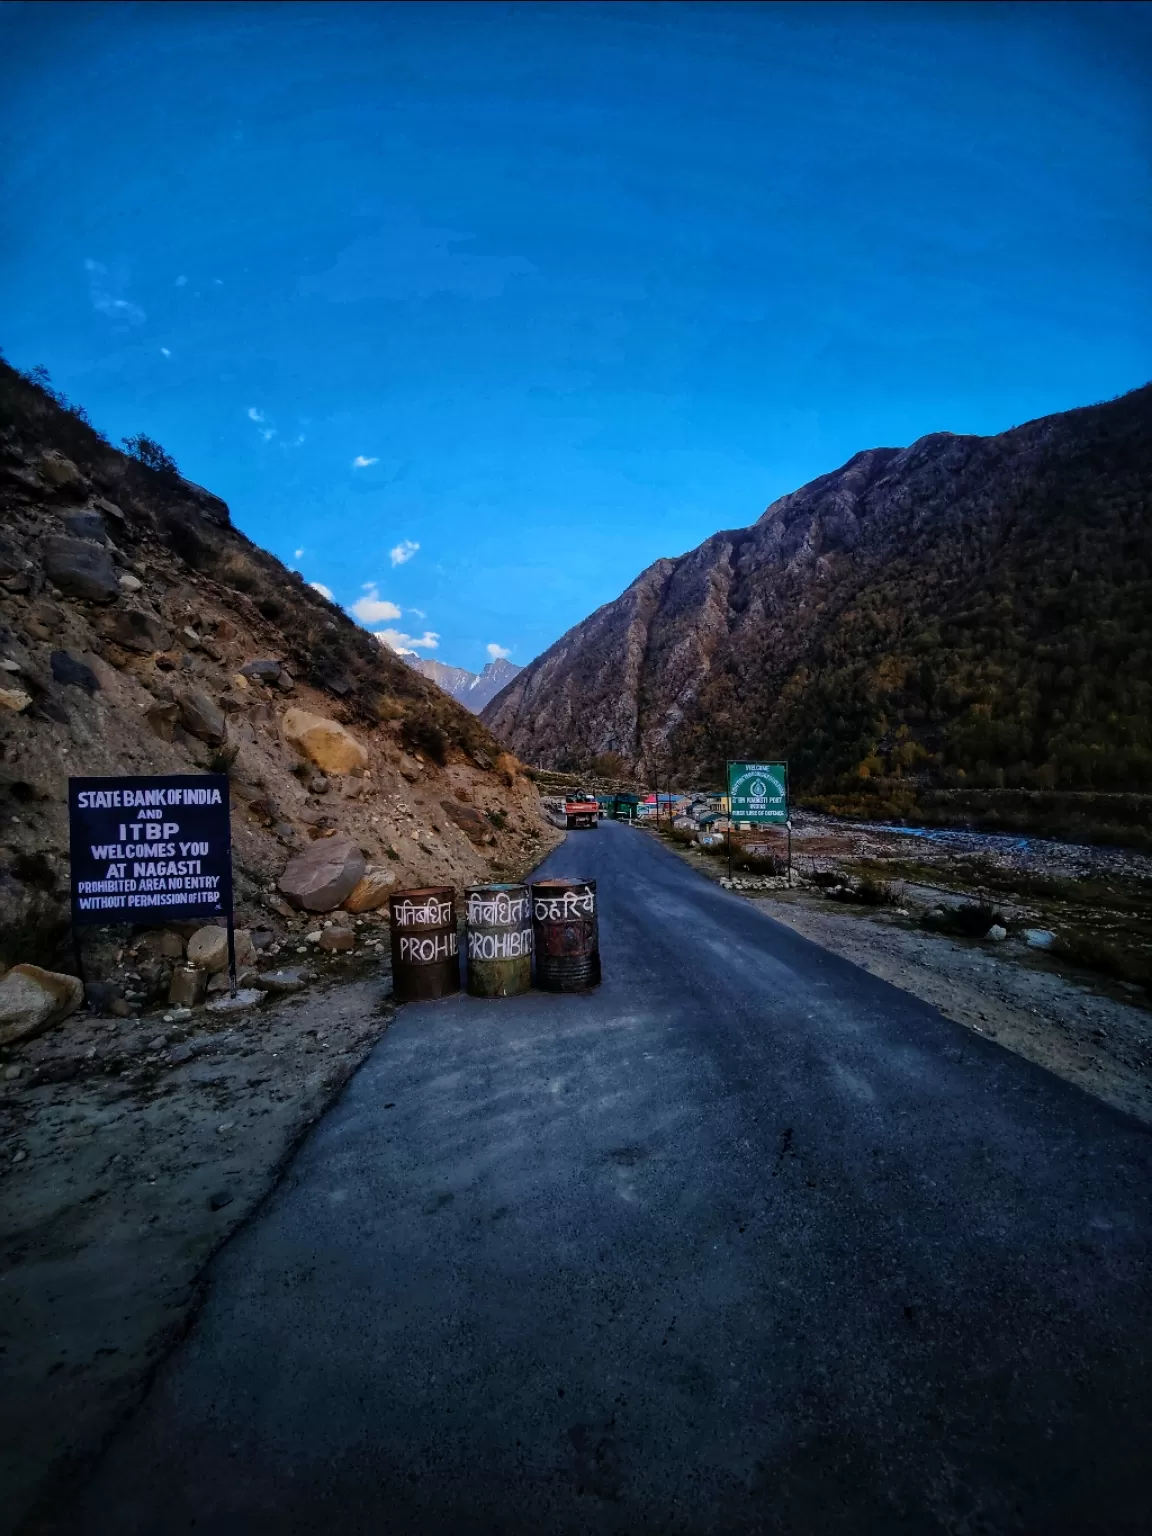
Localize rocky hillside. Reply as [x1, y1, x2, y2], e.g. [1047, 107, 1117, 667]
[0, 358, 554, 972]
[412, 655, 522, 714]
[485, 385, 1152, 820]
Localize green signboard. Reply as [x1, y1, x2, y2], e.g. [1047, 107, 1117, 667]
[727, 761, 789, 824]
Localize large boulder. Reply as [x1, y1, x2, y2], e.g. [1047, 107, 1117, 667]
[282, 708, 368, 776]
[279, 835, 366, 912]
[342, 867, 395, 913]
[38, 452, 86, 491]
[50, 650, 101, 693]
[186, 926, 255, 974]
[177, 688, 227, 745]
[97, 605, 172, 654]
[0, 964, 84, 1047]
[42, 536, 119, 603]
[441, 798, 494, 845]
[63, 510, 109, 544]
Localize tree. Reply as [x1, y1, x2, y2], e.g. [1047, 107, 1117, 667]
[122, 433, 179, 477]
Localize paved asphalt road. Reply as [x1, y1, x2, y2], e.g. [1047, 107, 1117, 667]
[49, 822, 1152, 1535]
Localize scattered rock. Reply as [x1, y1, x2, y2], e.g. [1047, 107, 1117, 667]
[305, 930, 323, 944]
[167, 965, 207, 1008]
[42, 535, 119, 602]
[0, 964, 84, 1047]
[38, 451, 86, 490]
[205, 988, 265, 1015]
[62, 510, 109, 544]
[399, 754, 421, 782]
[343, 868, 395, 912]
[155, 930, 186, 959]
[144, 699, 180, 741]
[282, 708, 368, 776]
[84, 979, 123, 1013]
[239, 659, 283, 682]
[440, 798, 494, 845]
[986, 924, 1008, 942]
[177, 688, 226, 745]
[208, 1191, 234, 1211]
[50, 650, 101, 693]
[118, 572, 143, 594]
[279, 835, 366, 912]
[318, 928, 354, 953]
[97, 605, 172, 653]
[0, 687, 32, 712]
[252, 967, 309, 995]
[1024, 929, 1055, 949]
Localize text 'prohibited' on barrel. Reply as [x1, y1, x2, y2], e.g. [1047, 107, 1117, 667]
[465, 883, 532, 998]
[389, 885, 459, 1001]
[531, 877, 600, 992]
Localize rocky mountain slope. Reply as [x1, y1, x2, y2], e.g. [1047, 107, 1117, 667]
[0, 358, 553, 973]
[484, 385, 1152, 819]
[412, 655, 522, 714]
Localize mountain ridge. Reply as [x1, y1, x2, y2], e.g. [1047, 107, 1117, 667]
[411, 655, 522, 714]
[483, 385, 1152, 817]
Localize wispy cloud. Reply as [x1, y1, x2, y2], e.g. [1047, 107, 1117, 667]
[175, 274, 188, 287]
[486, 643, 512, 660]
[160, 347, 171, 357]
[260, 427, 276, 441]
[309, 582, 334, 601]
[390, 539, 419, 567]
[376, 628, 439, 653]
[84, 258, 146, 326]
[350, 584, 402, 625]
[352, 454, 379, 469]
[408, 607, 426, 619]
[247, 407, 265, 422]
[294, 548, 305, 559]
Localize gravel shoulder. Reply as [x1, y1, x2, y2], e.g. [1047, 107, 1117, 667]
[0, 973, 395, 1536]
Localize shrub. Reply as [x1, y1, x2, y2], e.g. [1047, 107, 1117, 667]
[122, 432, 179, 477]
[1051, 931, 1152, 990]
[921, 901, 1006, 937]
[402, 712, 448, 765]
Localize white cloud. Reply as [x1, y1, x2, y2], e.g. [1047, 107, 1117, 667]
[290, 434, 306, 447]
[294, 547, 305, 559]
[350, 585, 403, 625]
[408, 607, 426, 619]
[160, 347, 171, 357]
[247, 407, 265, 422]
[309, 582, 334, 601]
[376, 628, 439, 653]
[390, 539, 419, 567]
[175, 275, 188, 286]
[260, 427, 276, 441]
[486, 643, 512, 660]
[352, 454, 378, 469]
[84, 258, 146, 326]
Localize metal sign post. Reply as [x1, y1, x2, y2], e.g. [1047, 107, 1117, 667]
[69, 773, 236, 991]
[726, 760, 790, 881]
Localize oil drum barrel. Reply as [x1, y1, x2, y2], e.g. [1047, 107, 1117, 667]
[464, 882, 532, 998]
[531, 877, 600, 992]
[389, 885, 460, 1001]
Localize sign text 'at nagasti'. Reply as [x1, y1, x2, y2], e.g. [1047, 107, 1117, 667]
[69, 774, 234, 926]
[726, 761, 789, 824]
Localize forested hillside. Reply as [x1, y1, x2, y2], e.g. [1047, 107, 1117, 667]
[484, 384, 1152, 836]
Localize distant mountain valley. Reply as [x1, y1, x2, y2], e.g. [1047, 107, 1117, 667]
[410, 655, 522, 714]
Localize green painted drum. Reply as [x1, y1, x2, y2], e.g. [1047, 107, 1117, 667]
[464, 882, 532, 998]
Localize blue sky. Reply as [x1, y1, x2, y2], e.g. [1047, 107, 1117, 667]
[2, 1, 1149, 671]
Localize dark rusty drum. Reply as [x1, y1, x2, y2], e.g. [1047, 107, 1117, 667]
[531, 877, 600, 992]
[465, 882, 532, 998]
[389, 885, 460, 1001]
